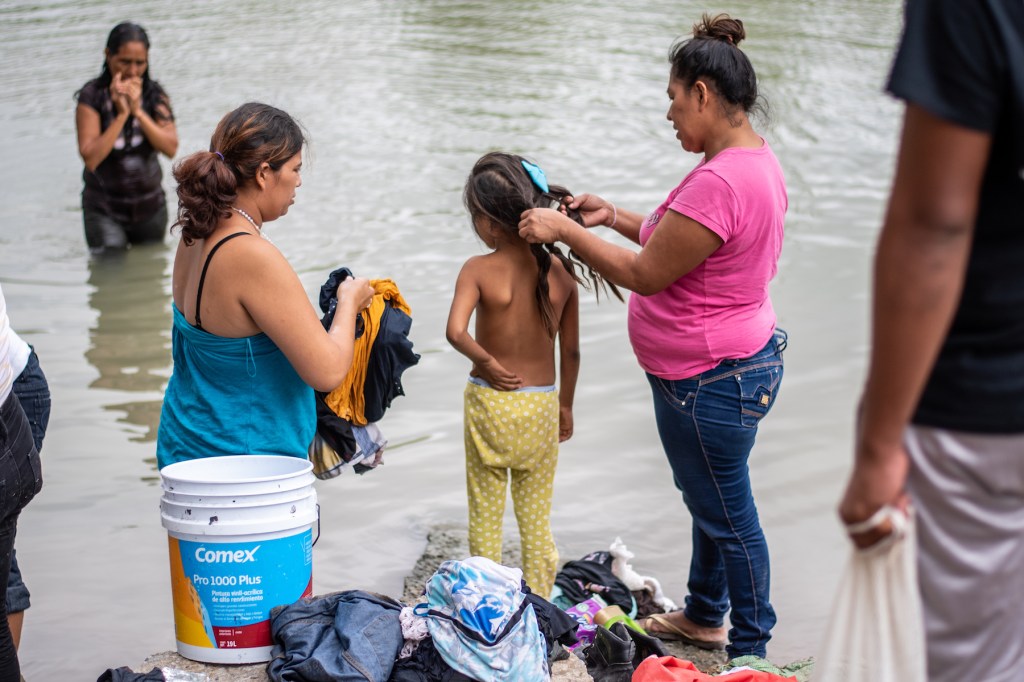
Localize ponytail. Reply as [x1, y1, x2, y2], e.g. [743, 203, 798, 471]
[171, 151, 238, 245]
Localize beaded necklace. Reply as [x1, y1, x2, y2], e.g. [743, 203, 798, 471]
[231, 207, 272, 244]
[231, 206, 260, 231]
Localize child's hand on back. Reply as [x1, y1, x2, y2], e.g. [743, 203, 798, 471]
[559, 406, 573, 442]
[474, 358, 523, 391]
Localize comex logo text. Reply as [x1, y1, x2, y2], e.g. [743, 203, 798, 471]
[195, 546, 261, 563]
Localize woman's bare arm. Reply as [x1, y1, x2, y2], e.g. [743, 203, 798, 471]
[519, 207, 722, 295]
[76, 103, 129, 172]
[220, 239, 373, 392]
[566, 193, 645, 245]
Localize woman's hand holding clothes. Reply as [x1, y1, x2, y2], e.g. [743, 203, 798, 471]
[335, 276, 374, 314]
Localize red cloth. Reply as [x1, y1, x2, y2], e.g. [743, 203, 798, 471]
[633, 657, 797, 682]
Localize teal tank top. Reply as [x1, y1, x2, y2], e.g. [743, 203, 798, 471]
[156, 304, 315, 469]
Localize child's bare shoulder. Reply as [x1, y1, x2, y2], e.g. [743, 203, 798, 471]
[456, 253, 507, 291]
[457, 253, 492, 276]
[549, 257, 577, 285]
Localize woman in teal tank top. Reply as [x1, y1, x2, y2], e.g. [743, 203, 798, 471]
[156, 103, 374, 469]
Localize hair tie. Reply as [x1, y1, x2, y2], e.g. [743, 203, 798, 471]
[521, 160, 550, 193]
[214, 151, 224, 161]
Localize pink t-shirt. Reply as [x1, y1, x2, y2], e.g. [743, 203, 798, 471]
[627, 141, 786, 380]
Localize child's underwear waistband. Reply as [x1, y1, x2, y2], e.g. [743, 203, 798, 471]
[467, 376, 556, 393]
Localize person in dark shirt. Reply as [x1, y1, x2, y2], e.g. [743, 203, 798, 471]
[839, 2, 1024, 680]
[75, 22, 178, 255]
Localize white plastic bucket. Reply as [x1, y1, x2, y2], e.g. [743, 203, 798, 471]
[160, 455, 318, 664]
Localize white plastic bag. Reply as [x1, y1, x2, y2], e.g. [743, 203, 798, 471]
[814, 506, 927, 682]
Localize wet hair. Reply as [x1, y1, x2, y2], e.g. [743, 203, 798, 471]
[171, 102, 306, 244]
[78, 22, 171, 123]
[463, 151, 622, 337]
[668, 13, 765, 123]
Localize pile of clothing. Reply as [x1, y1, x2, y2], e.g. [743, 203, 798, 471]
[264, 539, 689, 682]
[548, 540, 677, 681]
[551, 538, 677, 646]
[309, 267, 420, 479]
[267, 557, 578, 682]
[98, 541, 811, 681]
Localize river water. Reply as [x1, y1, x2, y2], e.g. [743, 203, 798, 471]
[0, 0, 904, 678]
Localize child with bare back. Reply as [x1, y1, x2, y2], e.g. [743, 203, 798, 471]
[446, 152, 620, 597]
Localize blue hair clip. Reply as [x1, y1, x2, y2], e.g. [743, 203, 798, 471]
[521, 160, 550, 193]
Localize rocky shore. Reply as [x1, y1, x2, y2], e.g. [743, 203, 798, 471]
[128, 524, 735, 681]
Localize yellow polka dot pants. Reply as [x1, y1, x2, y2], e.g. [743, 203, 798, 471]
[464, 380, 560, 598]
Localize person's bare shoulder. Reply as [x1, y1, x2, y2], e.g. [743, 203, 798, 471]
[549, 256, 574, 280]
[456, 253, 492, 283]
[459, 251, 510, 289]
[461, 252, 492, 270]
[230, 232, 289, 263]
[547, 256, 579, 296]
[211, 234, 297, 291]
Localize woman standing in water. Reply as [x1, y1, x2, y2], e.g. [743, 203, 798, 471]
[75, 22, 178, 254]
[519, 14, 787, 660]
[157, 102, 373, 470]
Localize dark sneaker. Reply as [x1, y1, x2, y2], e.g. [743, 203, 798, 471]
[612, 620, 669, 668]
[584, 623, 636, 682]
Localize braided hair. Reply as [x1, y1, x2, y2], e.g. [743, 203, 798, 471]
[463, 152, 622, 337]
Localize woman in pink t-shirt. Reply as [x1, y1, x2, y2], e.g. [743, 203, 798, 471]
[519, 14, 787, 660]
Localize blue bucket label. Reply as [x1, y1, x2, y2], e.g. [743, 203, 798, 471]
[169, 530, 313, 649]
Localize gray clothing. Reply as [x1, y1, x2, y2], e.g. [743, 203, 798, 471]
[905, 425, 1024, 682]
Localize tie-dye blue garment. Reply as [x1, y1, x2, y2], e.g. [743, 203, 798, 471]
[413, 556, 549, 681]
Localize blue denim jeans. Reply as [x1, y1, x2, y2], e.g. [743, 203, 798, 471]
[645, 329, 786, 658]
[267, 589, 403, 681]
[7, 349, 49, 614]
[0, 392, 43, 681]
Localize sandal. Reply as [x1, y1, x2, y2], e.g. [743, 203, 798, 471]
[638, 614, 727, 651]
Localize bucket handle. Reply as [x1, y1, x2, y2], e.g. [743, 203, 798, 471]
[312, 503, 321, 547]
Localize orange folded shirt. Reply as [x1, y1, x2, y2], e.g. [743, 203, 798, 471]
[323, 278, 411, 426]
